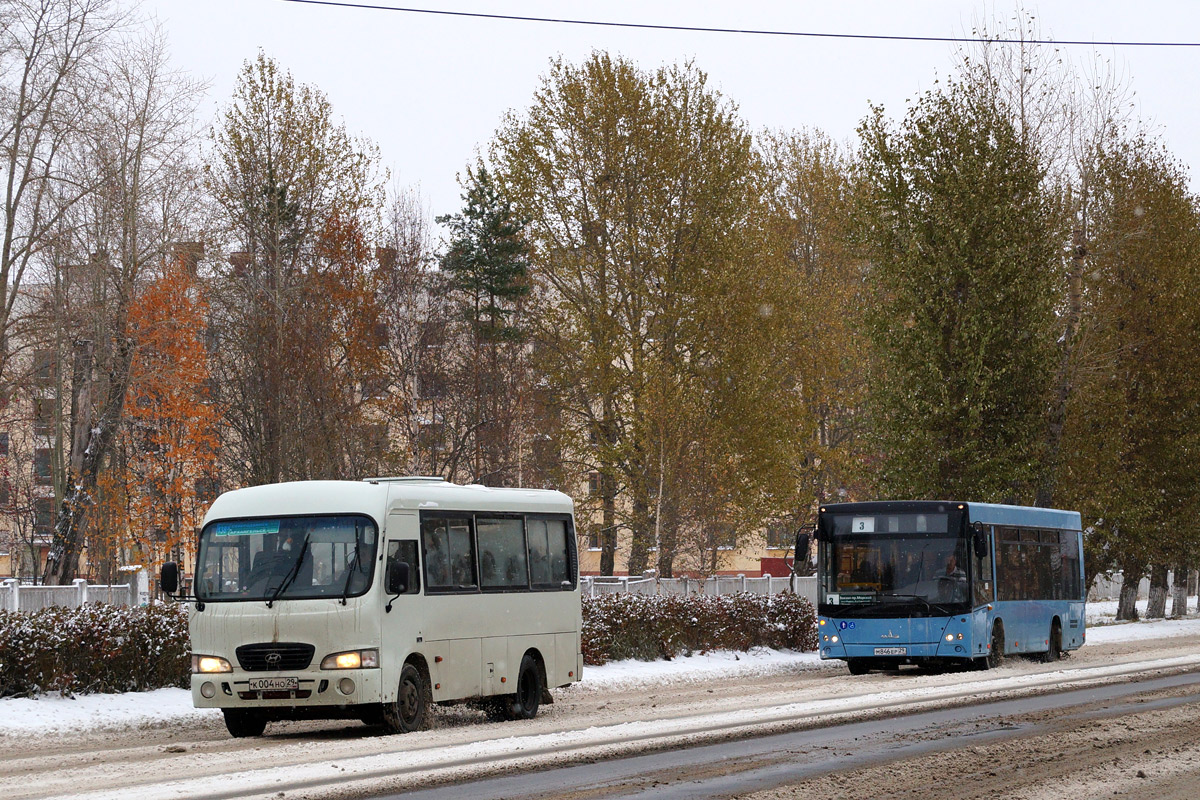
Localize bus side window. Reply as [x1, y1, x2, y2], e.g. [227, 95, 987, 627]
[422, 515, 476, 591]
[386, 540, 420, 595]
[973, 527, 993, 605]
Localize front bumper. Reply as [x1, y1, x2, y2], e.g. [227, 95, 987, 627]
[192, 668, 383, 709]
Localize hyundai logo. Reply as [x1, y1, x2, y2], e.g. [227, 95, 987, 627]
[264, 652, 282, 669]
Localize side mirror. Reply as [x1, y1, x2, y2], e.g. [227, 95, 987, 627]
[387, 561, 410, 596]
[971, 522, 987, 555]
[794, 532, 811, 560]
[161, 562, 179, 595]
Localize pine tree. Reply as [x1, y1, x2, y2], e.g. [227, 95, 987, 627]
[436, 166, 531, 485]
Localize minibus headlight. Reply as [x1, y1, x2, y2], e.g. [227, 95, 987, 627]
[321, 649, 379, 670]
[192, 655, 232, 674]
[830, 635, 839, 643]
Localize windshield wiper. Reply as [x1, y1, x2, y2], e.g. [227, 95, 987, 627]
[339, 542, 362, 606]
[267, 534, 310, 608]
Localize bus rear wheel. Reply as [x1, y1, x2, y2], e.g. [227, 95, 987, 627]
[1042, 621, 1062, 663]
[223, 709, 267, 738]
[498, 654, 542, 720]
[382, 662, 430, 734]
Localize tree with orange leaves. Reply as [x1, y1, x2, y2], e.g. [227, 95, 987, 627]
[109, 257, 220, 578]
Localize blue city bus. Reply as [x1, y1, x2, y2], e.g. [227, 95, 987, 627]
[813, 501, 1085, 674]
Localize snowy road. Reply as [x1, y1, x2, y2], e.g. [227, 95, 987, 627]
[3, 615, 1200, 800]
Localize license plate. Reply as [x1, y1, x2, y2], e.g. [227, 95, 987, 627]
[874, 647, 907, 656]
[248, 677, 298, 692]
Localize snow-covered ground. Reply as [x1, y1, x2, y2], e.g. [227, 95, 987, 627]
[3, 598, 1196, 738]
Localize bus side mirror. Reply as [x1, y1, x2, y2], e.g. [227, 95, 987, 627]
[387, 561, 410, 595]
[971, 522, 987, 554]
[794, 532, 811, 560]
[161, 562, 179, 595]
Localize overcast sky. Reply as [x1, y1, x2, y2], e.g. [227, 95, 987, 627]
[143, 1, 1200, 224]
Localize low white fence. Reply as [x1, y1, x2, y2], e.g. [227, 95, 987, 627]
[0, 577, 140, 613]
[581, 574, 820, 606]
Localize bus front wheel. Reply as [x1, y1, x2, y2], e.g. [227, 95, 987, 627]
[985, 624, 1005, 670]
[382, 662, 430, 734]
[847, 659, 870, 675]
[223, 709, 267, 738]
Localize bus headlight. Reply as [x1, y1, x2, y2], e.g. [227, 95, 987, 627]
[830, 635, 839, 643]
[321, 649, 379, 670]
[192, 655, 232, 674]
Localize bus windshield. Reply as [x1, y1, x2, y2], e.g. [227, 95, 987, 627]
[195, 515, 378, 602]
[821, 512, 968, 609]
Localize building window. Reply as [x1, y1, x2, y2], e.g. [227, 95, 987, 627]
[34, 497, 54, 539]
[195, 476, 219, 503]
[766, 522, 792, 549]
[418, 422, 443, 453]
[711, 521, 737, 550]
[0, 479, 10, 508]
[33, 350, 54, 386]
[415, 368, 446, 400]
[587, 471, 602, 497]
[360, 374, 390, 399]
[365, 422, 388, 453]
[0, 431, 8, 458]
[33, 398, 54, 437]
[33, 448, 52, 485]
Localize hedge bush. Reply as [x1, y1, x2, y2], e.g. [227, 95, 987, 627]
[0, 592, 817, 696]
[0, 603, 189, 698]
[582, 591, 818, 665]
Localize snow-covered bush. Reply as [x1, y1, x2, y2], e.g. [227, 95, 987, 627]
[0, 593, 816, 695]
[582, 591, 817, 665]
[0, 604, 189, 697]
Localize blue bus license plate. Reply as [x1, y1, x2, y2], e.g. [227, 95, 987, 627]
[874, 647, 906, 656]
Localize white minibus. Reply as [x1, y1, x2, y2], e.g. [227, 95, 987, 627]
[162, 477, 581, 738]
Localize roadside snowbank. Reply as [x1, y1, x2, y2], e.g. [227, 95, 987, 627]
[2, 600, 1196, 737]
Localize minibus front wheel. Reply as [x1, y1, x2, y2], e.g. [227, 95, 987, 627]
[223, 709, 267, 738]
[382, 662, 430, 734]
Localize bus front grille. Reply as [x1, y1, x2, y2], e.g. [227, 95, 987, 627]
[235, 642, 316, 671]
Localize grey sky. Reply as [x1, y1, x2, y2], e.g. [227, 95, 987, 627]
[144, 1, 1200, 221]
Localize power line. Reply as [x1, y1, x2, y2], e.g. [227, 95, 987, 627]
[278, 0, 1200, 48]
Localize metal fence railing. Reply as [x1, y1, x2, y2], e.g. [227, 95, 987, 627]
[581, 574, 820, 606]
[0, 577, 141, 613]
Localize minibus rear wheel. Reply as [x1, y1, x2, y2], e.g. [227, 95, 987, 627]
[503, 653, 543, 720]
